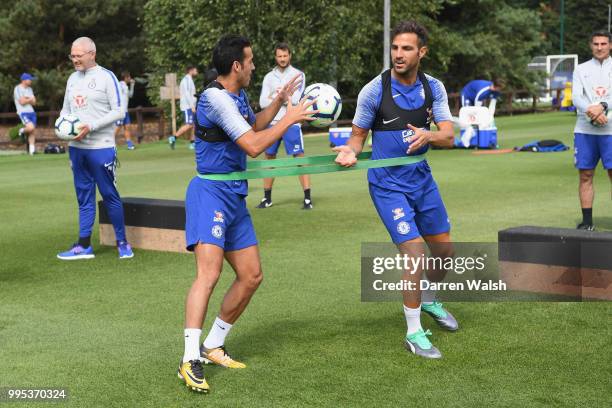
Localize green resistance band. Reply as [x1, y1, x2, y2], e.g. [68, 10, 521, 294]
[198, 152, 425, 181]
[245, 151, 373, 169]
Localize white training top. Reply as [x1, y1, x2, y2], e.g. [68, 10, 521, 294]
[13, 85, 35, 114]
[61, 65, 124, 149]
[259, 65, 305, 125]
[573, 57, 612, 135]
[119, 80, 134, 113]
[179, 74, 196, 111]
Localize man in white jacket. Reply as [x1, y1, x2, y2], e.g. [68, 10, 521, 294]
[572, 30, 612, 230]
[56, 37, 133, 260]
[169, 66, 198, 150]
[257, 43, 312, 209]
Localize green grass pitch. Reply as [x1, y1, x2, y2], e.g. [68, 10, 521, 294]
[0, 111, 610, 407]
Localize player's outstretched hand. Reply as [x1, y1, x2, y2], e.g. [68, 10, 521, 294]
[333, 145, 357, 167]
[406, 124, 431, 154]
[74, 124, 91, 141]
[277, 73, 304, 103]
[285, 97, 318, 125]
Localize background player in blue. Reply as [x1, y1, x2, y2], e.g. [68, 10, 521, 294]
[56, 37, 133, 261]
[13, 73, 37, 155]
[334, 21, 457, 359]
[572, 30, 612, 230]
[178, 34, 316, 393]
[257, 43, 311, 209]
[460, 78, 503, 107]
[114, 71, 136, 150]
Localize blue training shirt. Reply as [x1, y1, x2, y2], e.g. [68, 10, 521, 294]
[353, 73, 452, 192]
[195, 86, 256, 196]
[460, 79, 497, 104]
[353, 74, 452, 129]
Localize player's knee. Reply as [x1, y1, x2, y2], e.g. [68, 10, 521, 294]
[245, 269, 263, 290]
[433, 245, 454, 259]
[101, 193, 121, 206]
[579, 170, 594, 183]
[195, 271, 221, 291]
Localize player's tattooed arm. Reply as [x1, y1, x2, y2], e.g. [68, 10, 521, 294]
[333, 125, 369, 167]
[239, 98, 317, 157]
[406, 120, 454, 153]
[254, 74, 303, 131]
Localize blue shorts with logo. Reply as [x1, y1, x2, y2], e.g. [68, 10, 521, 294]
[369, 177, 450, 244]
[265, 124, 304, 156]
[185, 177, 257, 252]
[183, 109, 194, 125]
[116, 112, 132, 126]
[574, 133, 612, 169]
[19, 112, 37, 126]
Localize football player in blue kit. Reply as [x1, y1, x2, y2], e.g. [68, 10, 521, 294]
[334, 21, 458, 359]
[177, 34, 316, 392]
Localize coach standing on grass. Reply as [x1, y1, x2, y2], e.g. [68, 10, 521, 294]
[256, 43, 311, 209]
[56, 37, 134, 260]
[572, 30, 612, 231]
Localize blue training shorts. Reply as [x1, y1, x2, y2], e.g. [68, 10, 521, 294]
[574, 133, 612, 169]
[265, 124, 304, 156]
[183, 109, 194, 125]
[369, 177, 451, 244]
[19, 112, 37, 126]
[185, 177, 258, 252]
[116, 112, 132, 126]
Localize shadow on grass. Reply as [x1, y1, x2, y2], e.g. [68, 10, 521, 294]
[593, 216, 612, 231]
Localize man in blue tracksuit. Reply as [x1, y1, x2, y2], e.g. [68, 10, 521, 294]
[57, 37, 133, 260]
[460, 79, 502, 107]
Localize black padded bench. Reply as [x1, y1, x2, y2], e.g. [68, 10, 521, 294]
[498, 226, 612, 300]
[98, 197, 187, 253]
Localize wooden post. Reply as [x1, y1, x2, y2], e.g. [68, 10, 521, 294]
[160, 73, 179, 138]
[159, 109, 165, 140]
[136, 107, 144, 143]
[170, 83, 176, 136]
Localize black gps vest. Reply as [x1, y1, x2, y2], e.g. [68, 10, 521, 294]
[372, 69, 433, 133]
[194, 81, 233, 143]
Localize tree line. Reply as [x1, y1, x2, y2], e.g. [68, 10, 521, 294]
[0, 0, 608, 113]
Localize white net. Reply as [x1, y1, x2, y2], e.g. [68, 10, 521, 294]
[528, 55, 578, 100]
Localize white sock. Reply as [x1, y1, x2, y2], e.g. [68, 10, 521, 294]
[203, 317, 233, 349]
[421, 278, 436, 305]
[182, 328, 202, 363]
[403, 304, 423, 336]
[29, 144, 35, 154]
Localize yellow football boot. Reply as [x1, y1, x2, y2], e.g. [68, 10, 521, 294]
[201, 345, 246, 369]
[177, 359, 210, 393]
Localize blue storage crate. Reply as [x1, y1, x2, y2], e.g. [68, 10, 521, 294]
[329, 127, 352, 146]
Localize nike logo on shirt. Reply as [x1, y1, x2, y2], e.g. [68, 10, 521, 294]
[382, 117, 399, 124]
